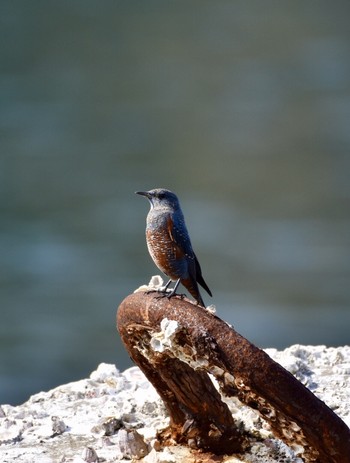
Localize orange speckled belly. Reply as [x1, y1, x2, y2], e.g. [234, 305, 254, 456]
[146, 228, 187, 280]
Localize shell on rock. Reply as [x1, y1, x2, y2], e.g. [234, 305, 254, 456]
[91, 416, 122, 436]
[117, 428, 149, 460]
[81, 446, 98, 463]
[51, 416, 66, 436]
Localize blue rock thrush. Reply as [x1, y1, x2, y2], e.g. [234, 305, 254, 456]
[136, 188, 212, 307]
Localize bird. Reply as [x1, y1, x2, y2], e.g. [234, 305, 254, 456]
[136, 188, 212, 307]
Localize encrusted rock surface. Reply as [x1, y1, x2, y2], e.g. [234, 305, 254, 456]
[0, 345, 349, 463]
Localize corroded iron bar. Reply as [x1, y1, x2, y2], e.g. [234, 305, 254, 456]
[117, 291, 350, 462]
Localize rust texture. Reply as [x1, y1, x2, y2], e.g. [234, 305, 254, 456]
[117, 291, 350, 462]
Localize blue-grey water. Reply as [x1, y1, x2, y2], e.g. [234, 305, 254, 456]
[1, 1, 350, 405]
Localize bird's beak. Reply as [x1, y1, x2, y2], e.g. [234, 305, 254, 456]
[135, 191, 151, 198]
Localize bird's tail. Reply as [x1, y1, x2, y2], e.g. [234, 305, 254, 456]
[181, 276, 206, 307]
[197, 273, 212, 297]
[194, 253, 212, 297]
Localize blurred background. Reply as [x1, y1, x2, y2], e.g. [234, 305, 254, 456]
[1, 1, 350, 405]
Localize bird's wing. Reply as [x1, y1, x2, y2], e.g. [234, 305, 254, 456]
[166, 215, 194, 260]
[167, 214, 212, 298]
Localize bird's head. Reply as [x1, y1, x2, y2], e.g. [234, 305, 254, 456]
[136, 188, 180, 211]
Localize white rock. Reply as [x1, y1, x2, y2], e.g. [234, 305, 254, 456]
[0, 345, 349, 462]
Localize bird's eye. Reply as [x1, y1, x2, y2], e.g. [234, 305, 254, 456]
[157, 193, 165, 199]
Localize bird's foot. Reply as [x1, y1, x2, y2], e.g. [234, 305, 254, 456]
[145, 289, 159, 295]
[145, 285, 169, 295]
[154, 292, 173, 300]
[145, 286, 171, 298]
[153, 291, 187, 301]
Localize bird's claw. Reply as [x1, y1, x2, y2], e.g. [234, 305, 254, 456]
[153, 291, 187, 301]
[154, 291, 175, 300]
[145, 289, 158, 295]
[145, 288, 173, 299]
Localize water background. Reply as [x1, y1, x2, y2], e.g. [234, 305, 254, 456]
[1, 1, 350, 405]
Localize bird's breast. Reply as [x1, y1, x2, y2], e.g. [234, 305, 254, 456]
[145, 216, 187, 279]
